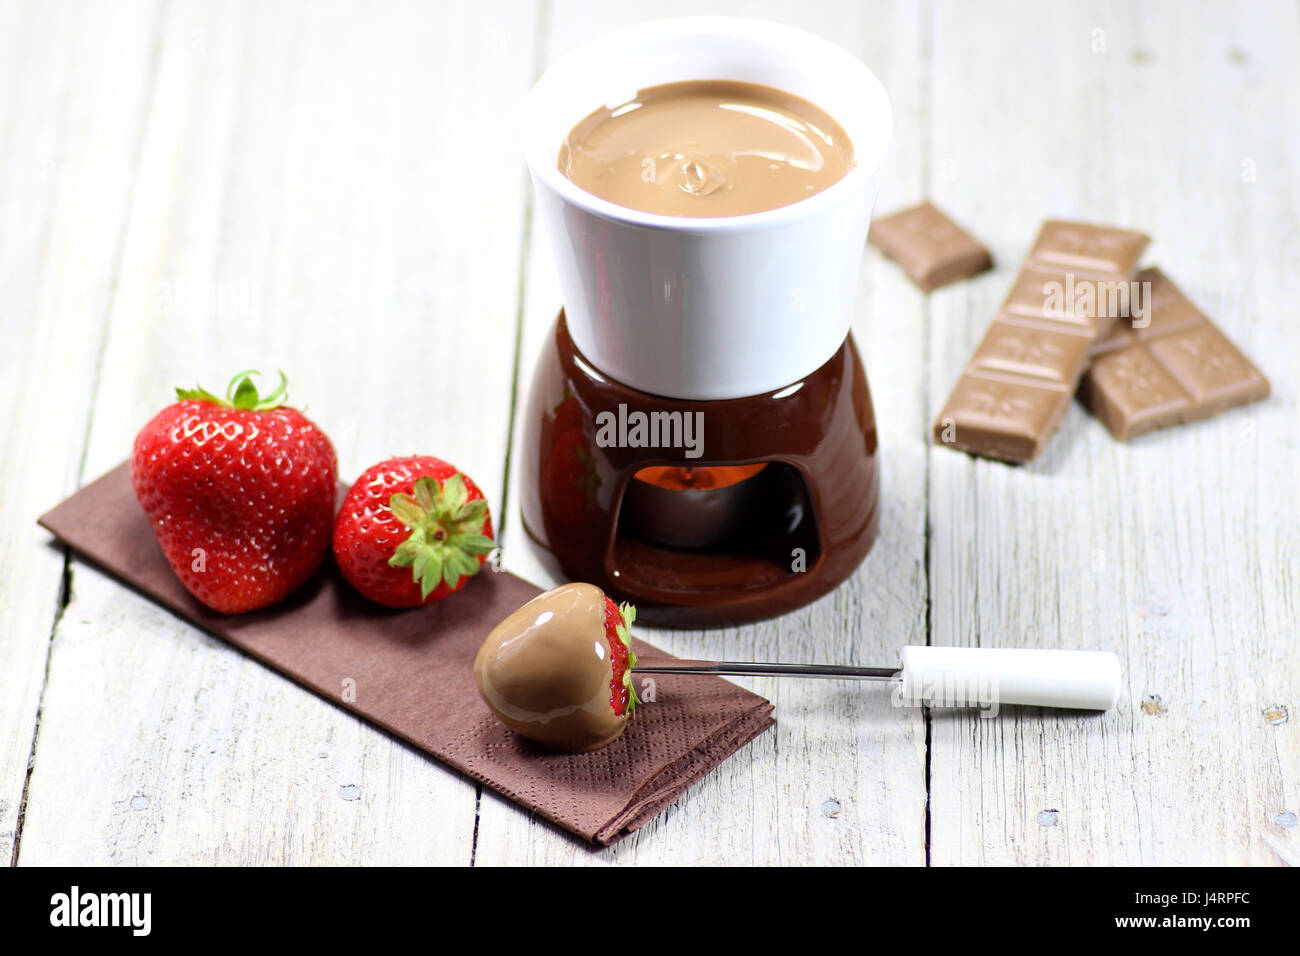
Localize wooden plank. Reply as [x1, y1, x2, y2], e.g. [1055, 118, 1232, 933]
[12, 0, 1292, 866]
[926, 0, 1300, 865]
[17, 0, 540, 864]
[0, 0, 164, 865]
[477, 0, 932, 864]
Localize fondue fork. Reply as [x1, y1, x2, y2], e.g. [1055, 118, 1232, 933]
[633, 646, 1121, 711]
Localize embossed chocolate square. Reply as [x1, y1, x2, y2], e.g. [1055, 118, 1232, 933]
[869, 201, 993, 292]
[1083, 347, 1190, 437]
[1147, 325, 1267, 405]
[1078, 267, 1269, 440]
[1026, 220, 1150, 277]
[932, 374, 1069, 463]
[1002, 267, 1141, 334]
[969, 319, 1093, 387]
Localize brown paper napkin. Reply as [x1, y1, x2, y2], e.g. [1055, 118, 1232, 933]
[38, 464, 775, 846]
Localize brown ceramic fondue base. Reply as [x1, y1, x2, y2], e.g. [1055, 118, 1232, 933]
[520, 313, 879, 627]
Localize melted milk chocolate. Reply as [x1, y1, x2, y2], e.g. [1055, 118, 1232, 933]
[558, 80, 854, 218]
[473, 582, 626, 752]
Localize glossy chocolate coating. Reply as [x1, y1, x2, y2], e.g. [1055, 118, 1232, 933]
[473, 582, 626, 752]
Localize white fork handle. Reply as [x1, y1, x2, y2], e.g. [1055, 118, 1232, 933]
[899, 646, 1121, 711]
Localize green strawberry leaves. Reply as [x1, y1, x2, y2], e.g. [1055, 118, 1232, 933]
[173, 384, 224, 404]
[176, 369, 289, 411]
[615, 601, 641, 717]
[387, 474, 495, 600]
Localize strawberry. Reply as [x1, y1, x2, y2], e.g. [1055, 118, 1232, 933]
[473, 582, 638, 752]
[332, 455, 495, 608]
[603, 595, 638, 717]
[131, 370, 338, 614]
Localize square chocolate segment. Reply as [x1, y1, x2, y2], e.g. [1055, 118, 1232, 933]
[1147, 326, 1268, 405]
[869, 201, 993, 292]
[999, 267, 1129, 335]
[1027, 220, 1150, 276]
[932, 374, 1068, 463]
[969, 319, 1093, 387]
[1079, 346, 1191, 440]
[1078, 267, 1270, 440]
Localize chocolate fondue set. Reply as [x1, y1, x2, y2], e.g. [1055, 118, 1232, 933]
[33, 17, 1139, 846]
[518, 18, 893, 626]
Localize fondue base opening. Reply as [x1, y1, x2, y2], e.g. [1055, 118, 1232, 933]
[519, 312, 879, 628]
[621, 462, 814, 555]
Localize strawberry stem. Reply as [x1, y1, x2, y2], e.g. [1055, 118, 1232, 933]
[387, 474, 495, 599]
[615, 601, 641, 716]
[176, 369, 289, 411]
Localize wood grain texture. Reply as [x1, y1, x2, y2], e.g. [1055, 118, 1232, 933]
[0, 0, 164, 865]
[475, 0, 931, 865]
[4, 0, 1294, 865]
[925, 0, 1300, 865]
[15, 0, 539, 864]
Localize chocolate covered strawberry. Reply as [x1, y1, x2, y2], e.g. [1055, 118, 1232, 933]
[332, 455, 495, 608]
[474, 582, 639, 752]
[131, 370, 338, 614]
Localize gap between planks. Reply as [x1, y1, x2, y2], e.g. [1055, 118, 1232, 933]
[918, 0, 936, 870]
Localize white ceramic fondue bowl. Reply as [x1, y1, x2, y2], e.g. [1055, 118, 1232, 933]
[521, 16, 893, 401]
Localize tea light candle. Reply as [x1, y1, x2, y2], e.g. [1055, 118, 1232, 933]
[636, 464, 767, 492]
[623, 463, 770, 549]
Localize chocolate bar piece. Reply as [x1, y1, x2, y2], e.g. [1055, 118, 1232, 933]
[869, 201, 993, 291]
[1079, 267, 1269, 440]
[932, 220, 1149, 463]
[1025, 220, 1150, 276]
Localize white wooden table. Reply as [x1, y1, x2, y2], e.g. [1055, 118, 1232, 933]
[2, 0, 1297, 866]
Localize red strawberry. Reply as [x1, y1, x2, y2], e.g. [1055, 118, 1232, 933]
[131, 370, 338, 614]
[603, 596, 636, 717]
[473, 583, 639, 752]
[332, 455, 495, 608]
